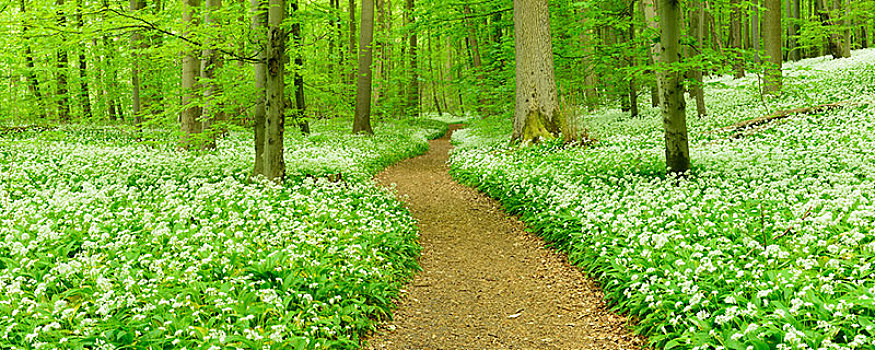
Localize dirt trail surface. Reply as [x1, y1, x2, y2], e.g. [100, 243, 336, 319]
[367, 125, 642, 350]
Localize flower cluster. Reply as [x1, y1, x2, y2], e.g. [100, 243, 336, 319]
[450, 49, 875, 349]
[0, 118, 443, 349]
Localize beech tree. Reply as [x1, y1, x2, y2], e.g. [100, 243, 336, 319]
[263, 0, 287, 180]
[658, 0, 690, 174]
[763, 0, 782, 94]
[511, 0, 562, 143]
[353, 0, 375, 134]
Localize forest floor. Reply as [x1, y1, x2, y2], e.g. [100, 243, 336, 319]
[366, 125, 643, 350]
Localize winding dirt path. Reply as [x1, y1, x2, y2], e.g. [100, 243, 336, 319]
[368, 126, 642, 350]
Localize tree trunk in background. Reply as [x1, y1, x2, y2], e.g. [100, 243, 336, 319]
[264, 0, 287, 181]
[372, 0, 385, 110]
[201, 0, 222, 149]
[837, 0, 851, 57]
[641, 0, 663, 107]
[657, 0, 690, 174]
[511, 0, 563, 143]
[180, 0, 202, 148]
[788, 0, 801, 60]
[690, 1, 706, 117]
[863, 26, 869, 49]
[463, 4, 485, 115]
[130, 0, 146, 124]
[427, 32, 443, 116]
[817, 0, 842, 58]
[730, 0, 745, 78]
[56, 0, 70, 121]
[405, 0, 419, 117]
[347, 0, 357, 85]
[626, 10, 638, 118]
[751, 0, 761, 63]
[763, 0, 782, 94]
[20, 0, 46, 116]
[75, 0, 92, 119]
[353, 0, 375, 134]
[291, 0, 309, 134]
[579, 9, 598, 109]
[251, 0, 266, 176]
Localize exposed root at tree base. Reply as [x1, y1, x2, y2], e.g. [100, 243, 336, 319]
[365, 125, 642, 350]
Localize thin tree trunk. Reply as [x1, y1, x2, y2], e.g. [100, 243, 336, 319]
[264, 0, 287, 180]
[75, 0, 92, 118]
[690, 1, 706, 117]
[640, 0, 663, 107]
[405, 0, 419, 117]
[427, 32, 443, 116]
[838, 0, 851, 57]
[763, 0, 782, 94]
[658, 0, 690, 174]
[56, 0, 70, 121]
[201, 0, 222, 148]
[788, 0, 801, 60]
[353, 0, 375, 134]
[511, 0, 564, 142]
[130, 0, 145, 124]
[730, 0, 745, 78]
[751, 0, 761, 63]
[291, 0, 309, 133]
[626, 13, 638, 118]
[348, 0, 357, 85]
[579, 11, 598, 109]
[20, 0, 46, 116]
[180, 0, 203, 148]
[251, 0, 266, 175]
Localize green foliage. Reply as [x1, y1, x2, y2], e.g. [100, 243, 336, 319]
[450, 50, 875, 349]
[0, 117, 445, 349]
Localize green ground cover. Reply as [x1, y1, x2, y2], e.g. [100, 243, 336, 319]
[0, 118, 444, 349]
[450, 50, 875, 350]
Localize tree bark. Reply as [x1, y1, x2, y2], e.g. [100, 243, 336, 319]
[763, 0, 782, 94]
[56, 0, 70, 121]
[180, 0, 203, 148]
[130, 0, 146, 124]
[263, 0, 287, 180]
[788, 0, 801, 60]
[291, 0, 309, 134]
[200, 0, 222, 149]
[347, 0, 357, 85]
[251, 0, 266, 176]
[690, 1, 706, 117]
[405, 0, 419, 117]
[658, 0, 690, 174]
[640, 0, 663, 107]
[838, 0, 851, 57]
[75, 0, 92, 118]
[20, 0, 46, 116]
[751, 0, 761, 63]
[353, 0, 375, 134]
[730, 0, 745, 78]
[511, 0, 563, 143]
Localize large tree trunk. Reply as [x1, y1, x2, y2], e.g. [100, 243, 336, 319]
[405, 0, 419, 117]
[130, 0, 146, 124]
[511, 0, 563, 143]
[353, 0, 375, 134]
[75, 0, 92, 118]
[291, 0, 309, 134]
[763, 0, 782, 94]
[263, 0, 287, 180]
[816, 0, 843, 59]
[258, 0, 288, 179]
[56, 0, 70, 121]
[180, 0, 203, 148]
[251, 0, 266, 175]
[658, 0, 690, 174]
[730, 0, 745, 78]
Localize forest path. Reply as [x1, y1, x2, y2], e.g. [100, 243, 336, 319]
[366, 125, 642, 350]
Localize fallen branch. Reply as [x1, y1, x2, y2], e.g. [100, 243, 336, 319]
[707, 101, 852, 135]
